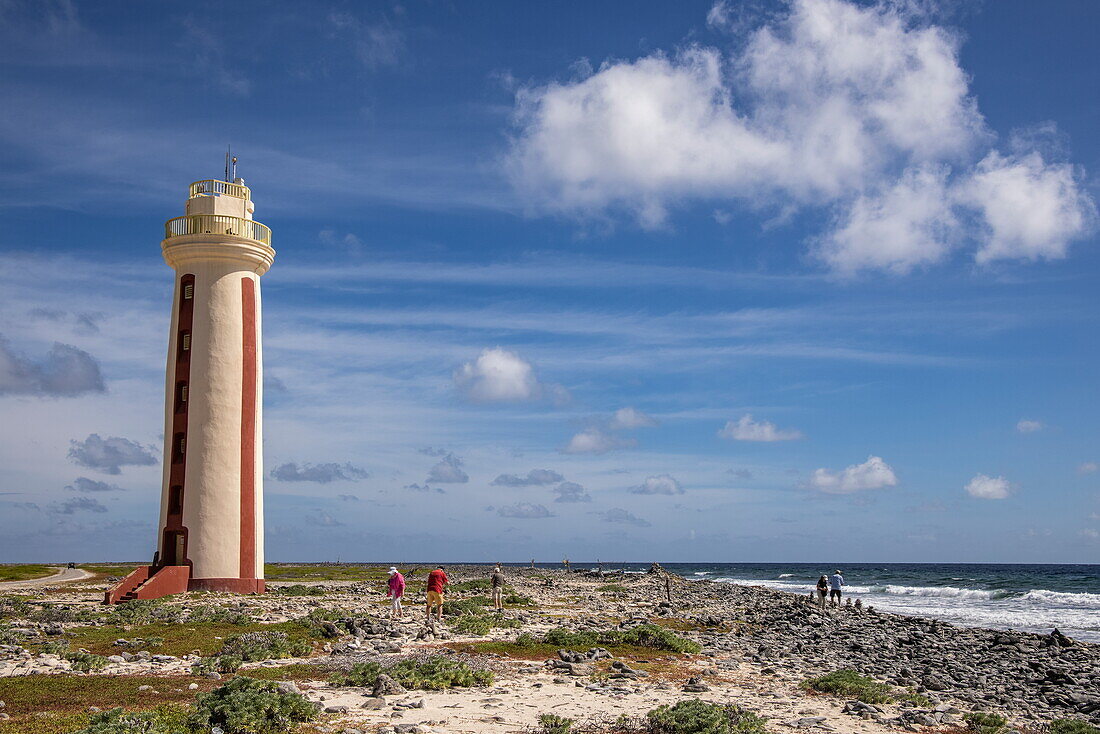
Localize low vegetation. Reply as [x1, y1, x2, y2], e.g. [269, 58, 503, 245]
[450, 613, 522, 635]
[1050, 720, 1100, 734]
[801, 669, 893, 704]
[0, 674, 217, 734]
[64, 650, 109, 672]
[189, 676, 317, 733]
[0, 564, 57, 582]
[332, 656, 493, 689]
[516, 624, 701, 654]
[538, 713, 574, 734]
[645, 699, 768, 734]
[60, 619, 318, 658]
[271, 584, 327, 597]
[192, 630, 312, 674]
[964, 712, 1009, 734]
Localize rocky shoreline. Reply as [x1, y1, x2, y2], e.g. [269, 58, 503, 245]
[0, 564, 1097, 733]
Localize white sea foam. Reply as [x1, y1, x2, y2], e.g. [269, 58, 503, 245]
[1020, 589, 1100, 607]
[779, 573, 795, 578]
[871, 584, 1008, 600]
[708, 576, 1100, 642]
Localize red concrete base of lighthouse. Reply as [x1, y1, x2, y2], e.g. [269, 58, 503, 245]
[188, 577, 265, 594]
[104, 566, 264, 604]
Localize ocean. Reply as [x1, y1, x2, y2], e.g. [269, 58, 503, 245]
[552, 562, 1100, 643]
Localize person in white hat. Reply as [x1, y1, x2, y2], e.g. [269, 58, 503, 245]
[386, 566, 406, 618]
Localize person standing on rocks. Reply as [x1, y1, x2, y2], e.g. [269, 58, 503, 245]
[491, 564, 506, 611]
[386, 567, 405, 619]
[816, 575, 829, 608]
[425, 565, 449, 621]
[829, 569, 845, 606]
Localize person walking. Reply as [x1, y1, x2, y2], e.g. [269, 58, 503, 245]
[828, 569, 845, 606]
[425, 565, 449, 621]
[386, 567, 405, 619]
[815, 575, 829, 608]
[490, 564, 506, 611]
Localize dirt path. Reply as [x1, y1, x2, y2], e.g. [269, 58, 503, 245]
[0, 566, 92, 590]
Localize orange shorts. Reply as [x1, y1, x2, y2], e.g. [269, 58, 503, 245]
[426, 590, 444, 606]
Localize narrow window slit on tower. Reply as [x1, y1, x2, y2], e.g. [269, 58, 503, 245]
[168, 486, 182, 516]
[173, 433, 185, 463]
[183, 283, 194, 300]
[181, 332, 191, 351]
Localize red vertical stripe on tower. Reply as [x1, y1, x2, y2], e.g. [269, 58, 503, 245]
[240, 277, 257, 580]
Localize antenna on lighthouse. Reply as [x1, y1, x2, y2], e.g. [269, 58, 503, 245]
[224, 146, 231, 182]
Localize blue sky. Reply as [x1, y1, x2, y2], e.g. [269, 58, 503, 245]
[1, 0, 1098, 563]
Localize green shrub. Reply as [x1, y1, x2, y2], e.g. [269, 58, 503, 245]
[332, 656, 493, 690]
[272, 584, 327, 597]
[647, 699, 767, 734]
[452, 616, 492, 635]
[965, 712, 1008, 734]
[192, 653, 244, 675]
[538, 713, 574, 734]
[450, 614, 521, 635]
[188, 605, 253, 625]
[802, 669, 892, 704]
[29, 605, 100, 624]
[108, 599, 184, 625]
[189, 676, 317, 734]
[619, 623, 701, 654]
[220, 631, 311, 662]
[445, 596, 492, 615]
[0, 625, 24, 645]
[503, 593, 534, 605]
[530, 624, 699, 653]
[65, 650, 109, 672]
[0, 595, 32, 620]
[40, 639, 71, 655]
[76, 705, 190, 734]
[898, 691, 932, 707]
[1050, 720, 1100, 734]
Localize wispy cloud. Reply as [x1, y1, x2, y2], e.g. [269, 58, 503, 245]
[270, 462, 369, 483]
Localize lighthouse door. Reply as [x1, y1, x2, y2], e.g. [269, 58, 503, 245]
[163, 530, 186, 565]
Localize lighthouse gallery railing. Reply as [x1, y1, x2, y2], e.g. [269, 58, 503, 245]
[189, 179, 251, 200]
[165, 215, 272, 246]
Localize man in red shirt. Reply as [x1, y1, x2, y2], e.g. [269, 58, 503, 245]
[425, 566, 449, 621]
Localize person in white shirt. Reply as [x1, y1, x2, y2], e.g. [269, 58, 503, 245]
[828, 570, 845, 606]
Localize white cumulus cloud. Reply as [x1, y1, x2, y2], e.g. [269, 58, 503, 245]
[453, 347, 567, 403]
[427, 453, 469, 484]
[1078, 462, 1098, 475]
[965, 473, 1011, 500]
[561, 427, 633, 455]
[507, 0, 1095, 273]
[718, 414, 803, 442]
[962, 151, 1096, 264]
[808, 455, 898, 494]
[610, 407, 658, 430]
[1015, 419, 1043, 434]
[629, 474, 684, 495]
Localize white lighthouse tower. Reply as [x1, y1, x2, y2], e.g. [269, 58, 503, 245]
[107, 163, 274, 602]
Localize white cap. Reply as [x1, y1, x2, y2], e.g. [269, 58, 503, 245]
[388, 567, 398, 574]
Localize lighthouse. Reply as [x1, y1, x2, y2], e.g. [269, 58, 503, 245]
[106, 166, 274, 602]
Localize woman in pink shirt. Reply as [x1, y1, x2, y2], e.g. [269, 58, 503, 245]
[387, 567, 406, 618]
